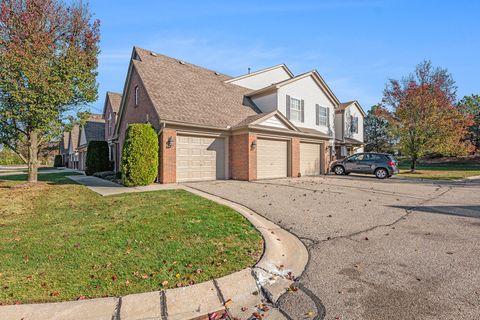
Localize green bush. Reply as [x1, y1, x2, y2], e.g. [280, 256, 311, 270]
[121, 124, 159, 186]
[53, 155, 63, 167]
[85, 141, 111, 176]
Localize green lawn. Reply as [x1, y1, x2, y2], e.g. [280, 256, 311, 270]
[0, 173, 262, 304]
[397, 160, 480, 180]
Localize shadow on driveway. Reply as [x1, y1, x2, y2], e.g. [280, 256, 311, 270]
[390, 205, 480, 219]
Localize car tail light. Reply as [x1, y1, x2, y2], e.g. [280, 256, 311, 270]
[388, 160, 395, 167]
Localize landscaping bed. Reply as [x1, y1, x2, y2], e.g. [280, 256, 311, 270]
[0, 173, 263, 304]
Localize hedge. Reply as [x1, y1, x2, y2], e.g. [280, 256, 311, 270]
[85, 141, 111, 176]
[53, 155, 63, 167]
[121, 124, 159, 186]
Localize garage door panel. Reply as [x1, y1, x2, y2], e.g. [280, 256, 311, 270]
[257, 139, 288, 179]
[176, 135, 225, 182]
[300, 142, 322, 176]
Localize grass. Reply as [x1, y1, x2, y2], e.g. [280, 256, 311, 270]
[0, 172, 263, 304]
[397, 160, 480, 180]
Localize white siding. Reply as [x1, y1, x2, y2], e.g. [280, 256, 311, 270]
[258, 115, 288, 129]
[334, 113, 343, 141]
[277, 76, 335, 135]
[228, 67, 291, 90]
[252, 92, 277, 113]
[344, 105, 364, 142]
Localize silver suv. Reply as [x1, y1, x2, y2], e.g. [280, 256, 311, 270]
[330, 152, 399, 179]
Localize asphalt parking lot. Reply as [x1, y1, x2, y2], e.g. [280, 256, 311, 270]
[186, 175, 480, 320]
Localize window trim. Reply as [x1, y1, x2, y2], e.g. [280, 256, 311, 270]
[134, 85, 139, 106]
[289, 97, 302, 122]
[319, 106, 328, 127]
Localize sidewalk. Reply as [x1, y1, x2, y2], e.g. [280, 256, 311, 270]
[0, 176, 308, 320]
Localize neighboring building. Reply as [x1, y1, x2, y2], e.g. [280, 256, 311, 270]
[334, 101, 366, 158]
[59, 131, 70, 166]
[77, 114, 105, 171]
[102, 92, 122, 171]
[66, 125, 80, 169]
[107, 47, 363, 183]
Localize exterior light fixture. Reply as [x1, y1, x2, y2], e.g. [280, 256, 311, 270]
[167, 136, 174, 148]
[251, 139, 257, 151]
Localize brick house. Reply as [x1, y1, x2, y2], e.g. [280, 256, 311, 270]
[102, 92, 122, 170]
[77, 114, 105, 171]
[106, 47, 364, 183]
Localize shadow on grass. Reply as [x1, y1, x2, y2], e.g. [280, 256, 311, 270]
[0, 172, 81, 185]
[390, 205, 480, 219]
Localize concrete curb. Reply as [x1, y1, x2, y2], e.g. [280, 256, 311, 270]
[0, 177, 308, 320]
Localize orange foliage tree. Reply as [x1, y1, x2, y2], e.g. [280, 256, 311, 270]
[378, 61, 473, 172]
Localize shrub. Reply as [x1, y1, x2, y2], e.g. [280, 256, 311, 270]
[93, 171, 116, 179]
[85, 141, 111, 176]
[121, 124, 159, 186]
[53, 155, 63, 167]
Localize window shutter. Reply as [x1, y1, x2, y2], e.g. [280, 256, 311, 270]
[301, 100, 305, 123]
[286, 95, 291, 119]
[326, 107, 330, 128]
[315, 104, 320, 125]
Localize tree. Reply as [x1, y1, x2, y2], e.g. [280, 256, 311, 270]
[380, 60, 474, 172]
[0, 0, 100, 183]
[457, 95, 480, 153]
[121, 124, 159, 187]
[85, 141, 111, 176]
[364, 104, 396, 152]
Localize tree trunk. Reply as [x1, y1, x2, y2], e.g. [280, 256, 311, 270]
[410, 156, 417, 173]
[27, 131, 38, 183]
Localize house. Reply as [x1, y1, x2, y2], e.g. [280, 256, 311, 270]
[65, 125, 80, 169]
[334, 101, 366, 158]
[107, 46, 363, 183]
[77, 114, 105, 171]
[102, 92, 122, 170]
[59, 131, 70, 167]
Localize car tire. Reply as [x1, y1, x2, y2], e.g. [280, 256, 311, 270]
[334, 165, 345, 175]
[375, 168, 388, 179]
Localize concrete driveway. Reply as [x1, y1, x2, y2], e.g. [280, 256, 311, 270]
[185, 175, 480, 320]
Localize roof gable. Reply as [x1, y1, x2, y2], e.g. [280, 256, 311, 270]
[116, 47, 260, 129]
[247, 70, 341, 106]
[233, 110, 298, 131]
[224, 64, 294, 90]
[102, 92, 122, 116]
[337, 100, 366, 117]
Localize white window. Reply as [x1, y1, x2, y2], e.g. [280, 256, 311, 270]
[290, 97, 302, 122]
[134, 86, 139, 106]
[108, 112, 112, 135]
[319, 106, 329, 126]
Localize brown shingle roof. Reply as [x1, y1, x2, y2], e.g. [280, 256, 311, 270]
[107, 92, 122, 113]
[78, 115, 105, 147]
[133, 47, 260, 128]
[297, 127, 331, 139]
[69, 125, 80, 153]
[337, 101, 356, 112]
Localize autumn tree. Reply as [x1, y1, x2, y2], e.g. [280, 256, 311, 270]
[457, 95, 480, 153]
[0, 0, 100, 182]
[380, 61, 473, 172]
[364, 104, 396, 152]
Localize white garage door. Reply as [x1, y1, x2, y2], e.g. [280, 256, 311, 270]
[300, 142, 322, 176]
[257, 139, 288, 179]
[176, 135, 225, 182]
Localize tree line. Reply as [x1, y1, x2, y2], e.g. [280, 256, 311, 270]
[364, 61, 479, 171]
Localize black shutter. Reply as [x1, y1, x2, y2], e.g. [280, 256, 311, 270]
[315, 104, 320, 125]
[300, 100, 305, 123]
[286, 95, 291, 120]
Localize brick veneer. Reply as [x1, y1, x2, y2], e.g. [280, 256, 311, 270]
[229, 133, 257, 181]
[159, 128, 177, 183]
[290, 138, 300, 177]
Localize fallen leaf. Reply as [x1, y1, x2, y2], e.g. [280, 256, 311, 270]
[112, 275, 117, 281]
[161, 280, 169, 287]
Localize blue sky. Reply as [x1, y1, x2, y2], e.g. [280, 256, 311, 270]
[88, 0, 479, 114]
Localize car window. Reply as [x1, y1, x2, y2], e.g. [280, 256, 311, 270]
[369, 154, 382, 161]
[356, 154, 365, 161]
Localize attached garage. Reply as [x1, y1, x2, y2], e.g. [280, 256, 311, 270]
[176, 135, 225, 182]
[257, 138, 288, 179]
[300, 142, 322, 176]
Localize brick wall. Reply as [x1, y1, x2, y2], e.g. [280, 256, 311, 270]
[117, 66, 160, 171]
[291, 138, 300, 177]
[229, 133, 257, 181]
[159, 128, 176, 183]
